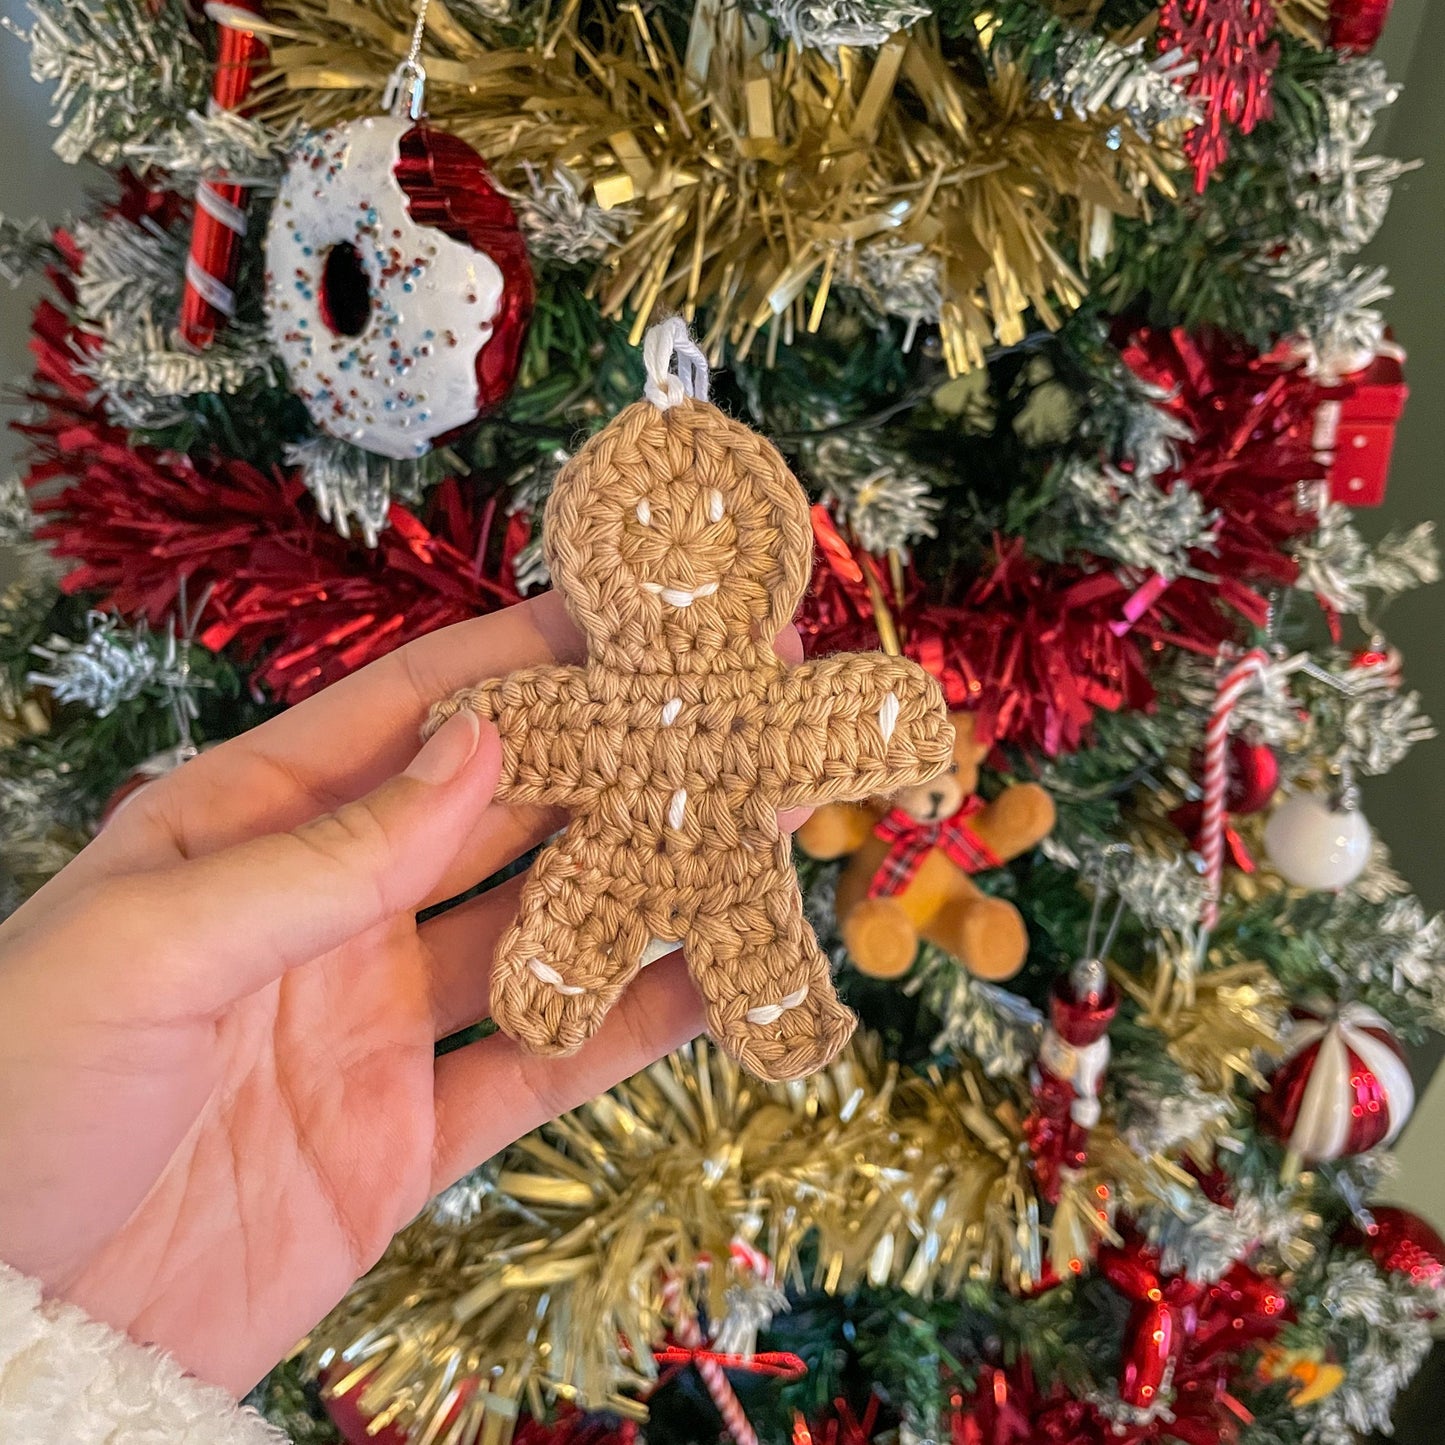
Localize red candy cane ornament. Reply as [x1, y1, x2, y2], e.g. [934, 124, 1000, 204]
[177, 0, 269, 351]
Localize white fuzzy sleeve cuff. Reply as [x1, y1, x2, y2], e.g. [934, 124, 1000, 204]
[0, 1263, 287, 1444]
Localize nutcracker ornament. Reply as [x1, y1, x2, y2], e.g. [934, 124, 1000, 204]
[264, 0, 532, 459]
[1025, 882, 1124, 1203]
[1259, 1002, 1414, 1165]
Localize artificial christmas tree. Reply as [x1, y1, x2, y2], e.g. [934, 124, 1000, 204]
[1, 0, 1441, 1439]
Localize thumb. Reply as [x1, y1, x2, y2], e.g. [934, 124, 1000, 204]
[132, 711, 501, 1015]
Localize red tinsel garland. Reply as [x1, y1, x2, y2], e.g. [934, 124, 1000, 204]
[800, 326, 1325, 755]
[22, 292, 517, 703]
[1158, 0, 1279, 192]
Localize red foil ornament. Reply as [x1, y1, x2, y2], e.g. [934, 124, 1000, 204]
[1170, 736, 1279, 864]
[1258, 1003, 1414, 1162]
[944, 1247, 1288, 1445]
[1340, 1205, 1445, 1289]
[1328, 0, 1393, 51]
[397, 123, 533, 419]
[177, 0, 269, 350]
[1157, 0, 1279, 191]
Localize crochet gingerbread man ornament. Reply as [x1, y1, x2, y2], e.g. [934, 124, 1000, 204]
[428, 321, 951, 1081]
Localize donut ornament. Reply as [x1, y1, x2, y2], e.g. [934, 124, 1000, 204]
[265, 111, 532, 460]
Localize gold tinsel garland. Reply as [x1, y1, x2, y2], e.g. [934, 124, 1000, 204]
[298, 996, 1281, 1445]
[257, 0, 1184, 368]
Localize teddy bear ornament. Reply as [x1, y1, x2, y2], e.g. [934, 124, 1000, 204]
[428, 319, 952, 1082]
[798, 713, 1055, 980]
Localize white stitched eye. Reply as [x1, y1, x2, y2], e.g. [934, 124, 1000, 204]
[636, 500, 652, 526]
[707, 489, 724, 523]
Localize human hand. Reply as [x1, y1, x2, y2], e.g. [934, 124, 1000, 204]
[0, 594, 803, 1397]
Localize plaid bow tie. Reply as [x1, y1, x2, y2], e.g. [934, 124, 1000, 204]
[868, 795, 1002, 899]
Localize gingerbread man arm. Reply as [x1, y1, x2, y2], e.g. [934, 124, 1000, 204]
[426, 664, 596, 808]
[765, 654, 952, 810]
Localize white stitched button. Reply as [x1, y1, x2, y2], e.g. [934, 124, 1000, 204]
[878, 691, 900, 745]
[528, 958, 585, 996]
[745, 985, 809, 1026]
[667, 788, 687, 829]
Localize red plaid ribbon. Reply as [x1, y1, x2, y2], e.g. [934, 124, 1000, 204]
[868, 796, 1001, 898]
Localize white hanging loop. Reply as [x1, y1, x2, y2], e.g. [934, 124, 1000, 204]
[643, 317, 710, 410]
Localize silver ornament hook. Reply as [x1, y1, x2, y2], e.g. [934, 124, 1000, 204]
[383, 0, 433, 119]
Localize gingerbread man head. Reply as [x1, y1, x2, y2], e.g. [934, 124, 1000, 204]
[545, 390, 809, 673]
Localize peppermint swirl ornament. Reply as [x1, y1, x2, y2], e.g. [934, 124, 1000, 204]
[1259, 1002, 1414, 1163]
[265, 114, 532, 460]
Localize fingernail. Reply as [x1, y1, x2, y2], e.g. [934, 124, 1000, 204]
[405, 709, 481, 785]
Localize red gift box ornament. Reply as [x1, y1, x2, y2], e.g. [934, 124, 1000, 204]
[1317, 344, 1409, 508]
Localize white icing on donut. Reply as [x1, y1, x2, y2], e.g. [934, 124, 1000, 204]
[265, 115, 505, 461]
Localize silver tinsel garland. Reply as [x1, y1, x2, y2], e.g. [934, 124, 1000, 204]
[1274, 256, 1393, 381]
[1117, 378, 1195, 484]
[1293, 506, 1439, 615]
[507, 164, 639, 266]
[1035, 37, 1200, 137]
[847, 241, 943, 347]
[28, 614, 162, 717]
[1140, 1174, 1319, 1283]
[70, 214, 276, 428]
[8, 0, 208, 166]
[1303, 1256, 1441, 1442]
[125, 108, 296, 194]
[1059, 458, 1219, 580]
[1311, 893, 1445, 1032]
[1290, 57, 1412, 260]
[0, 214, 58, 287]
[1343, 683, 1435, 777]
[803, 434, 942, 559]
[505, 449, 570, 594]
[284, 436, 444, 547]
[920, 961, 1043, 1078]
[754, 0, 930, 53]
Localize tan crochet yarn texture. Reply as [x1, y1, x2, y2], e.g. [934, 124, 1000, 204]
[428, 321, 951, 1081]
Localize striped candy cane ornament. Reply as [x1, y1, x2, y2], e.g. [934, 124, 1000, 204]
[1199, 647, 1273, 930]
[176, 0, 268, 350]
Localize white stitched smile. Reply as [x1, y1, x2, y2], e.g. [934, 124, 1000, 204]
[640, 580, 720, 608]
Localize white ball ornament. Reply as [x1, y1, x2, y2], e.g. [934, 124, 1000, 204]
[265, 114, 532, 461]
[1263, 791, 1372, 891]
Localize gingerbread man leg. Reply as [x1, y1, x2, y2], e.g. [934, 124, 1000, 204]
[683, 837, 856, 1081]
[489, 828, 652, 1056]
